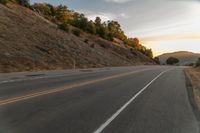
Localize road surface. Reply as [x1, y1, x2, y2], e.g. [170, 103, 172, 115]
[0, 66, 199, 133]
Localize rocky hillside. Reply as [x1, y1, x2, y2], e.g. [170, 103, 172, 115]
[158, 51, 200, 65]
[0, 3, 155, 73]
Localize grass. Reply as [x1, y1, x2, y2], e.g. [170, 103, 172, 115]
[185, 67, 200, 110]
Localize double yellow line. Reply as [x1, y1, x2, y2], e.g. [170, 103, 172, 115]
[0, 69, 153, 106]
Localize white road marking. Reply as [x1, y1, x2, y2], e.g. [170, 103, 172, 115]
[93, 68, 174, 133]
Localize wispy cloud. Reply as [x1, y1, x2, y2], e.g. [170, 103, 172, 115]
[77, 10, 129, 22]
[104, 0, 132, 3]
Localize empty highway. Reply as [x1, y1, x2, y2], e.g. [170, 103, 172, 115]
[0, 66, 199, 133]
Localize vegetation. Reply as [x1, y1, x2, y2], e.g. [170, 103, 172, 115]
[72, 29, 81, 37]
[195, 58, 200, 67]
[166, 57, 179, 65]
[0, 0, 9, 4]
[0, 0, 30, 7]
[59, 23, 69, 32]
[154, 57, 160, 64]
[0, 1, 153, 58]
[30, 3, 154, 58]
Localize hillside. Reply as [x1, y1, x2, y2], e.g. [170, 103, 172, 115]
[0, 3, 155, 73]
[158, 51, 200, 65]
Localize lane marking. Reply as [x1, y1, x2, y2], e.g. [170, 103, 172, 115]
[93, 68, 174, 133]
[0, 72, 95, 85]
[0, 68, 120, 85]
[0, 68, 154, 106]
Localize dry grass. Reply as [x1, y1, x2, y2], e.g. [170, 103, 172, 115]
[0, 3, 155, 73]
[185, 67, 200, 109]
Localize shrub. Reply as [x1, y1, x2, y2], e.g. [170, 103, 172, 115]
[195, 58, 200, 67]
[18, 0, 30, 7]
[166, 57, 179, 65]
[0, 0, 30, 7]
[90, 43, 95, 48]
[59, 23, 69, 32]
[72, 29, 81, 37]
[84, 39, 89, 44]
[130, 48, 137, 56]
[0, 0, 10, 4]
[154, 57, 160, 64]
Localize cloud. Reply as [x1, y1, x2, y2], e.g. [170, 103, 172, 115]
[104, 0, 200, 4]
[104, 0, 132, 3]
[77, 9, 130, 22]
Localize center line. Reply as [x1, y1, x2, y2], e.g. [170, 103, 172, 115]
[93, 68, 174, 133]
[0, 68, 154, 106]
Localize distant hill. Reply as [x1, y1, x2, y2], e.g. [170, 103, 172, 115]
[0, 3, 155, 73]
[157, 51, 200, 65]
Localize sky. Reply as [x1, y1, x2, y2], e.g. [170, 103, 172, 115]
[30, 0, 200, 56]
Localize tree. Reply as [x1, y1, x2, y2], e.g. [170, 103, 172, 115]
[166, 57, 179, 65]
[94, 17, 101, 27]
[125, 38, 141, 49]
[107, 20, 125, 40]
[31, 3, 51, 15]
[56, 5, 71, 23]
[94, 17, 107, 38]
[18, 0, 30, 7]
[144, 48, 153, 58]
[86, 20, 96, 34]
[70, 13, 89, 31]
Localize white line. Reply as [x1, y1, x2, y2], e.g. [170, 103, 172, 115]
[93, 68, 174, 133]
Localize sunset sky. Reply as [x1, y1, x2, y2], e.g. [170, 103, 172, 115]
[31, 0, 200, 56]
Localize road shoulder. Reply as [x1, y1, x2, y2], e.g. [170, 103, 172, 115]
[184, 67, 200, 127]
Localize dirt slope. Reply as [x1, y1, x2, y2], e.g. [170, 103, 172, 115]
[0, 4, 155, 73]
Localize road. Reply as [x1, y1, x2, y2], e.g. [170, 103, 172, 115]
[0, 66, 199, 133]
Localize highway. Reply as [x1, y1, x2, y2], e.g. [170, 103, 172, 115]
[0, 66, 199, 133]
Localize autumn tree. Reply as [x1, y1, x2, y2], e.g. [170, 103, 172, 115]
[56, 5, 71, 23]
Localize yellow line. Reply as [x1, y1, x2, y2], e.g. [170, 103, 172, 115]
[0, 69, 153, 106]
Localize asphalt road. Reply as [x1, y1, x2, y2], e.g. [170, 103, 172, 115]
[0, 66, 199, 133]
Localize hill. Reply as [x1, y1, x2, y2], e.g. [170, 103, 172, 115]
[0, 3, 155, 73]
[158, 51, 200, 65]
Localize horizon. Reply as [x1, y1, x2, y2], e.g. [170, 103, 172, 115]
[30, 0, 200, 56]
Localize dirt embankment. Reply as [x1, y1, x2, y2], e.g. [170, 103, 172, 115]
[185, 68, 200, 109]
[0, 3, 155, 73]
[185, 67, 200, 124]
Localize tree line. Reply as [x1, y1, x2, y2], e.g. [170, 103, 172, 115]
[0, 1, 153, 58]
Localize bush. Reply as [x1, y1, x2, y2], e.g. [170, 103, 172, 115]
[0, 0, 30, 7]
[154, 57, 160, 64]
[72, 29, 81, 37]
[90, 43, 95, 48]
[18, 0, 30, 7]
[0, 0, 10, 4]
[59, 23, 69, 32]
[195, 58, 200, 67]
[166, 57, 179, 65]
[84, 39, 89, 44]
